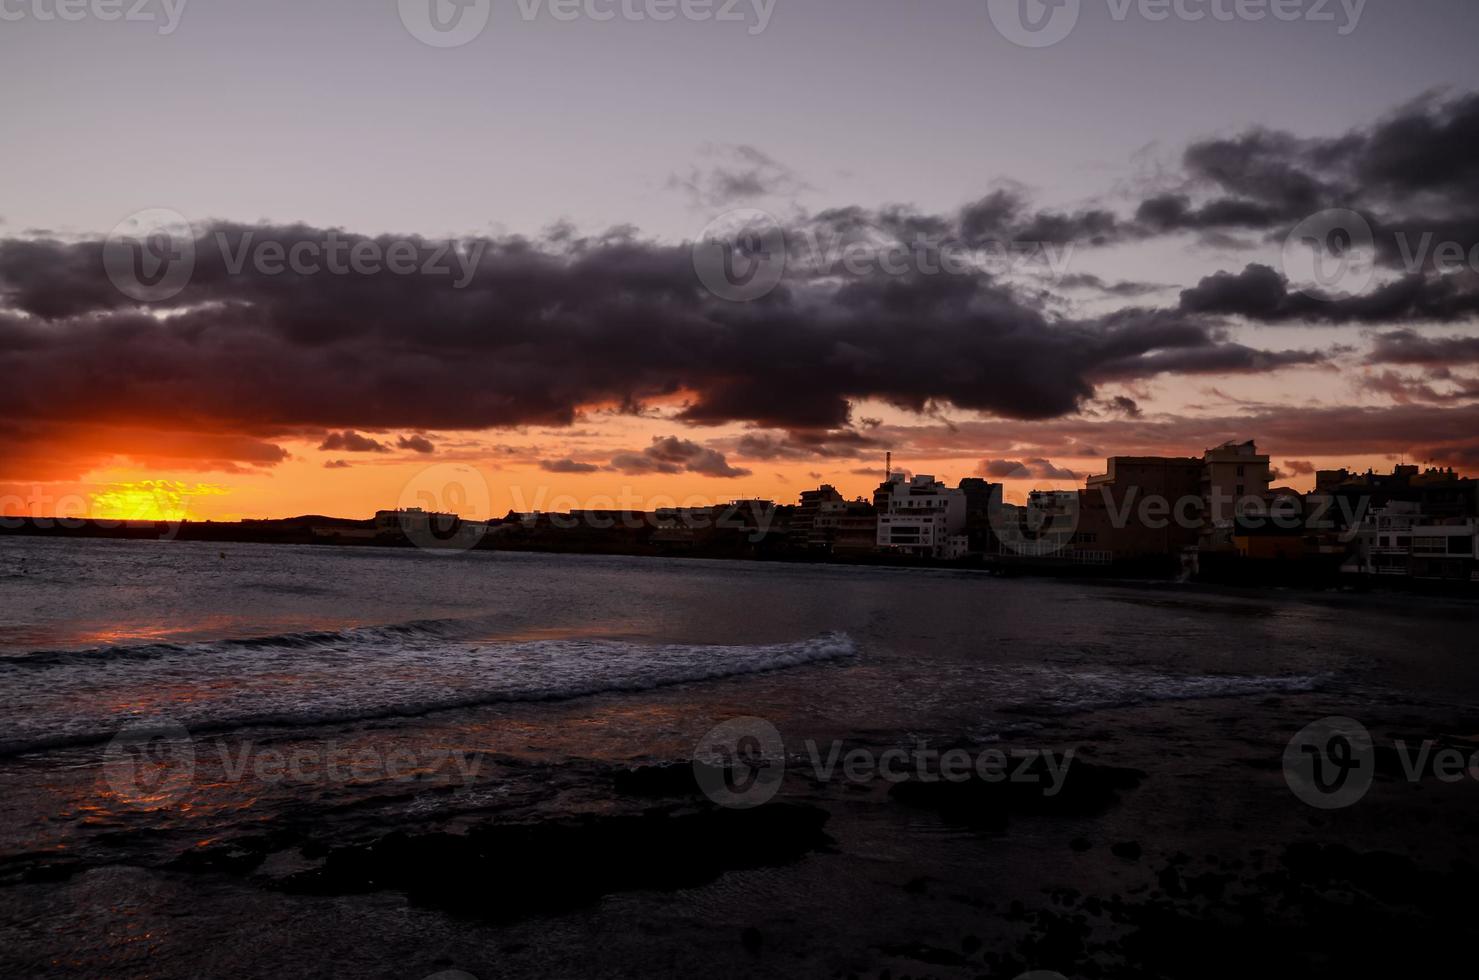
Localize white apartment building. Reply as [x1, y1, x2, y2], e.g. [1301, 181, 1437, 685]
[1343, 502, 1478, 581]
[875, 474, 966, 558]
[1343, 501, 1421, 576]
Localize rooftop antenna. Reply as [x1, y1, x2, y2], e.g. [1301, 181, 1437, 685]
[885, 451, 892, 481]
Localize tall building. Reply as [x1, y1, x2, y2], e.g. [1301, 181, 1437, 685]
[1072, 440, 1272, 562]
[813, 498, 878, 554]
[1201, 439, 1272, 527]
[791, 485, 844, 549]
[1077, 455, 1203, 559]
[875, 473, 967, 558]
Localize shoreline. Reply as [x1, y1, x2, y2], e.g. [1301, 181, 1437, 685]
[5, 518, 1478, 603]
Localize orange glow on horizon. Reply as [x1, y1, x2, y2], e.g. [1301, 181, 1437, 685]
[87, 481, 230, 522]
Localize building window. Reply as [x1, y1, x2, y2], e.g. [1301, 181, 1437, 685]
[1236, 465, 1245, 477]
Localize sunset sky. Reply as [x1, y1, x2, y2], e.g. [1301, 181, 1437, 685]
[3, 0, 1479, 521]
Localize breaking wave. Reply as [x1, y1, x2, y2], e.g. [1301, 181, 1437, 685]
[0, 625, 859, 757]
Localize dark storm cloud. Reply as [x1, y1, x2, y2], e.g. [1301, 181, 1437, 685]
[979, 458, 1080, 480]
[1134, 194, 1287, 232]
[1141, 92, 1479, 265]
[319, 431, 389, 453]
[957, 188, 1125, 246]
[0, 222, 1320, 464]
[609, 437, 750, 478]
[1362, 369, 1479, 405]
[1367, 329, 1479, 365]
[1058, 273, 1167, 298]
[539, 458, 601, 474]
[733, 429, 882, 461]
[879, 402, 1479, 476]
[396, 434, 436, 454]
[1179, 264, 1479, 324]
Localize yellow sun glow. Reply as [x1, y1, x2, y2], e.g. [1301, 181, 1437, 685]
[88, 481, 229, 522]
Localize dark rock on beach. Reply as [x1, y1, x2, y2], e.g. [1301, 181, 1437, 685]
[281, 802, 832, 920]
[888, 754, 1146, 828]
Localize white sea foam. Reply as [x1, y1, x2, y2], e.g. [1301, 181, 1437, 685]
[999, 665, 1324, 715]
[0, 627, 859, 756]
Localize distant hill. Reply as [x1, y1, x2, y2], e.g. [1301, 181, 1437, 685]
[240, 515, 374, 528]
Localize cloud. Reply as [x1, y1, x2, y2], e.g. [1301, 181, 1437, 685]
[1059, 273, 1167, 298]
[609, 436, 751, 478]
[319, 430, 389, 453]
[668, 144, 810, 207]
[1179, 263, 1479, 324]
[7, 94, 1479, 482]
[324, 459, 352, 469]
[1135, 92, 1479, 272]
[875, 402, 1479, 477]
[978, 457, 1081, 480]
[733, 428, 882, 460]
[1284, 460, 1317, 476]
[1368, 329, 1479, 365]
[850, 465, 903, 480]
[539, 458, 601, 474]
[396, 434, 435, 454]
[0, 221, 1325, 463]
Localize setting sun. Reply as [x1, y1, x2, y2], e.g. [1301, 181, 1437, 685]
[88, 482, 229, 522]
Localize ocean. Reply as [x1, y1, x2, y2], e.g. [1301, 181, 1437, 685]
[2, 536, 1477, 978]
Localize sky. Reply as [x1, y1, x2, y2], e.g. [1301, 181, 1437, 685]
[3, 0, 1479, 520]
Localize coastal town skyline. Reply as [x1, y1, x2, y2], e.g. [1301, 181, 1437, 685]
[1, 425, 1473, 524]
